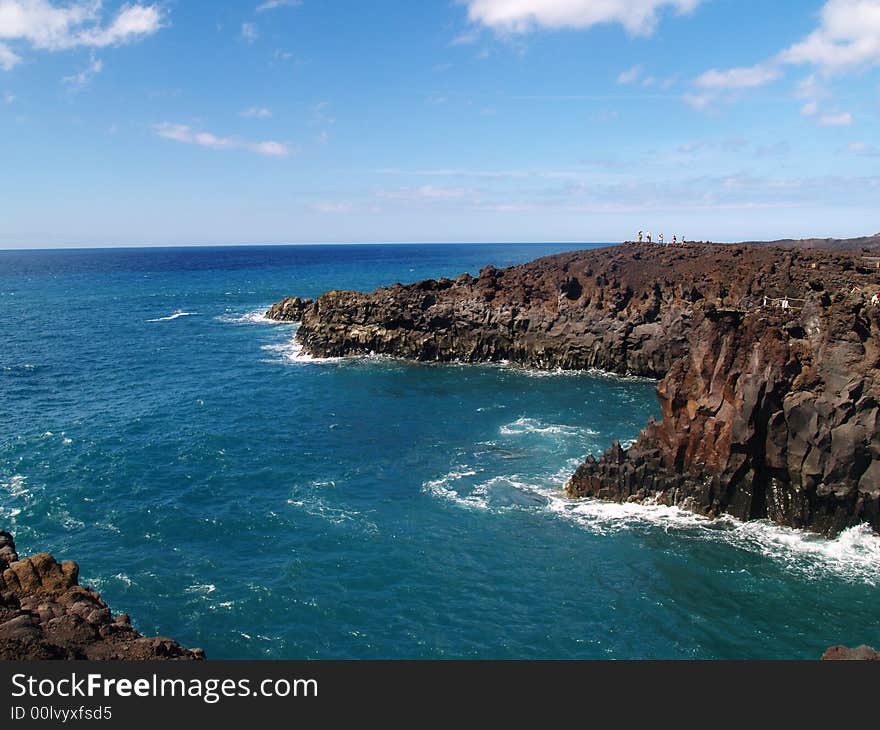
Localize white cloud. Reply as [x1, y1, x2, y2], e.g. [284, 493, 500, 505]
[617, 64, 643, 84]
[0, 1, 162, 53]
[0, 40, 20, 68]
[256, 0, 301, 11]
[77, 3, 162, 48]
[240, 106, 272, 118]
[695, 64, 781, 90]
[689, 1, 880, 109]
[62, 52, 101, 89]
[795, 74, 829, 100]
[779, 0, 880, 74]
[153, 122, 290, 157]
[800, 100, 819, 116]
[681, 92, 713, 110]
[241, 22, 258, 43]
[451, 29, 480, 45]
[376, 185, 471, 201]
[818, 110, 853, 126]
[310, 201, 351, 214]
[2, 88, 13, 102]
[461, 0, 702, 36]
[848, 141, 880, 155]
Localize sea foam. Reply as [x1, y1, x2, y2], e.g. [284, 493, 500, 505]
[423, 457, 880, 585]
[146, 310, 197, 322]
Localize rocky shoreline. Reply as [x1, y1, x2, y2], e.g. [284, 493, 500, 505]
[0, 531, 203, 660]
[270, 242, 880, 537]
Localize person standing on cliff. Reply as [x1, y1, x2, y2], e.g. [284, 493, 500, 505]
[659, 233, 664, 245]
[646, 231, 652, 243]
[672, 235, 677, 245]
[638, 230, 643, 243]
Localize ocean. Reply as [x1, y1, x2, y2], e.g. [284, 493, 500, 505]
[1, 243, 878, 659]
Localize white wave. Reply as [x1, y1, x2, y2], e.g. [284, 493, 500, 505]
[499, 363, 656, 383]
[499, 417, 597, 437]
[113, 573, 133, 587]
[423, 462, 880, 585]
[146, 310, 197, 322]
[1, 474, 30, 499]
[261, 333, 344, 365]
[185, 583, 217, 595]
[216, 308, 280, 325]
[286, 491, 378, 533]
[0, 475, 32, 523]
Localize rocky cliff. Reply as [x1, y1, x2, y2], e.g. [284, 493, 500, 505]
[269, 243, 880, 536]
[0, 531, 203, 660]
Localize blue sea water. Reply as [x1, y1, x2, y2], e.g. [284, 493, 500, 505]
[1, 243, 878, 660]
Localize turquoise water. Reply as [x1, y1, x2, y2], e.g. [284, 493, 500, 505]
[1, 243, 878, 659]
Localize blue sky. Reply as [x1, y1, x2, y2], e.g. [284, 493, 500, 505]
[1, 0, 878, 247]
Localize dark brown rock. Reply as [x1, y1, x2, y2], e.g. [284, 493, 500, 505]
[276, 242, 880, 536]
[265, 295, 314, 322]
[0, 531, 203, 660]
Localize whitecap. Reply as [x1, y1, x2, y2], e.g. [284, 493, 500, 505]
[499, 417, 597, 437]
[260, 332, 344, 364]
[423, 461, 880, 585]
[215, 308, 280, 325]
[185, 583, 217, 595]
[286, 491, 378, 533]
[146, 311, 197, 322]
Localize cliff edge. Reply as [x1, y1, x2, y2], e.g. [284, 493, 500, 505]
[270, 243, 880, 537]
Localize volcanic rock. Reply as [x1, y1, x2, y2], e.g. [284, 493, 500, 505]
[0, 531, 204, 660]
[265, 296, 314, 322]
[276, 242, 880, 536]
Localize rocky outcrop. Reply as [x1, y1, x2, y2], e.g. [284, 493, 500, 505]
[566, 299, 880, 535]
[265, 296, 313, 322]
[274, 243, 880, 536]
[822, 645, 880, 660]
[0, 531, 204, 660]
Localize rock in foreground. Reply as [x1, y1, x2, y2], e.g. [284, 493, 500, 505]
[821, 645, 880, 660]
[0, 531, 203, 660]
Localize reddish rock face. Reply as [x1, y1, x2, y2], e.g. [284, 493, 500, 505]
[279, 243, 880, 536]
[821, 645, 880, 660]
[0, 531, 203, 660]
[566, 300, 880, 536]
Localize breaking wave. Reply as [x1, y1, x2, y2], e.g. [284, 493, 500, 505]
[423, 459, 880, 585]
[146, 311, 197, 322]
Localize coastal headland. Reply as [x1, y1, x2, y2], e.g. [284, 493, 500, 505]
[271, 241, 880, 537]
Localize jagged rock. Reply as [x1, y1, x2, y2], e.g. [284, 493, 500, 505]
[822, 645, 880, 660]
[265, 296, 314, 322]
[0, 531, 203, 660]
[275, 243, 880, 536]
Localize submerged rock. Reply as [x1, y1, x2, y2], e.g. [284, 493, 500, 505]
[0, 531, 204, 660]
[274, 242, 880, 536]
